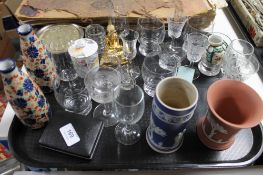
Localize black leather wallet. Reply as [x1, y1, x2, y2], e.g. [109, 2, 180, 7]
[39, 112, 104, 160]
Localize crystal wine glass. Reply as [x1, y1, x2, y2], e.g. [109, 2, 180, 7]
[168, 16, 188, 49]
[84, 67, 121, 127]
[113, 84, 145, 145]
[120, 29, 140, 79]
[186, 32, 209, 80]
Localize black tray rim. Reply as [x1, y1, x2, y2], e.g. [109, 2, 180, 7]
[8, 115, 263, 169]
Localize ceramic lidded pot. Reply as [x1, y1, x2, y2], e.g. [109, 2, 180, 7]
[198, 33, 230, 76]
[0, 58, 50, 129]
[17, 24, 57, 93]
[197, 80, 263, 150]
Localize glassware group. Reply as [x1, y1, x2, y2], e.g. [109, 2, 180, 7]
[13, 12, 261, 149]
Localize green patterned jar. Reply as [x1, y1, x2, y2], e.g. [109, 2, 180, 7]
[198, 33, 231, 76]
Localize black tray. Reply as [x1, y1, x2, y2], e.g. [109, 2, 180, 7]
[8, 58, 263, 169]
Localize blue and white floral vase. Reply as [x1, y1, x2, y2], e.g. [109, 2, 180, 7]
[0, 58, 50, 129]
[17, 24, 57, 93]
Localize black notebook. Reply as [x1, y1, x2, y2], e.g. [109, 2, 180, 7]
[39, 112, 104, 160]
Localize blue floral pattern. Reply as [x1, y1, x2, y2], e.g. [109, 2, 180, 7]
[16, 90, 23, 96]
[4, 78, 12, 85]
[14, 98, 27, 108]
[27, 46, 39, 58]
[37, 95, 45, 107]
[29, 36, 35, 43]
[40, 59, 45, 64]
[23, 78, 33, 92]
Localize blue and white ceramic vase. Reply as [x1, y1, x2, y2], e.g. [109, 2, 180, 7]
[146, 77, 198, 153]
[17, 24, 57, 93]
[0, 58, 50, 129]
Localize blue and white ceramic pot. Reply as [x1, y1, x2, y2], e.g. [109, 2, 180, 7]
[0, 58, 50, 129]
[17, 24, 57, 93]
[146, 77, 198, 153]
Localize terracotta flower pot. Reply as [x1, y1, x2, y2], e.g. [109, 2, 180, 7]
[197, 79, 263, 150]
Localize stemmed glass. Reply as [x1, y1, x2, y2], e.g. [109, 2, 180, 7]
[168, 16, 188, 49]
[222, 39, 259, 81]
[120, 29, 140, 79]
[113, 84, 145, 145]
[182, 15, 215, 52]
[84, 67, 121, 127]
[186, 32, 209, 80]
[137, 18, 165, 56]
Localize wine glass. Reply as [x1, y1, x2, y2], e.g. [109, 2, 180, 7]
[182, 14, 215, 52]
[54, 69, 92, 116]
[120, 29, 140, 79]
[84, 67, 121, 127]
[222, 39, 259, 81]
[113, 84, 145, 145]
[186, 32, 209, 80]
[168, 16, 188, 49]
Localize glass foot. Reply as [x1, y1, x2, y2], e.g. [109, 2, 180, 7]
[143, 83, 155, 97]
[115, 123, 141, 145]
[93, 104, 118, 127]
[130, 66, 140, 79]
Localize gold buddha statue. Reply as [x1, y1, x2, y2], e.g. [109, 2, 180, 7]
[100, 19, 128, 67]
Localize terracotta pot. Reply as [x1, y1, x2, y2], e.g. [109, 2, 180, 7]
[197, 79, 263, 150]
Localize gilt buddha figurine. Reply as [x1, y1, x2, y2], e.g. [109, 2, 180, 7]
[100, 20, 127, 67]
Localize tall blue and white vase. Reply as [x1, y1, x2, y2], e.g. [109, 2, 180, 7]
[0, 58, 50, 129]
[17, 24, 57, 93]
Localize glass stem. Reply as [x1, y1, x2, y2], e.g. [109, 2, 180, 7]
[128, 60, 133, 77]
[123, 124, 133, 135]
[127, 60, 135, 86]
[171, 37, 176, 48]
[103, 103, 112, 117]
[189, 61, 194, 68]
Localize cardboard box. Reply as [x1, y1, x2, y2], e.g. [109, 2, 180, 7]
[0, 1, 19, 39]
[0, 2, 15, 55]
[231, 0, 263, 47]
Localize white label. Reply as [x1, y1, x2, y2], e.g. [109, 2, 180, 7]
[59, 123, 80, 147]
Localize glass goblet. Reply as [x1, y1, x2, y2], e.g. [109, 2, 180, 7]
[142, 54, 176, 97]
[182, 14, 215, 52]
[120, 29, 140, 79]
[114, 84, 145, 145]
[84, 67, 121, 127]
[168, 16, 188, 49]
[54, 69, 92, 116]
[222, 39, 259, 81]
[186, 32, 209, 80]
[137, 18, 165, 56]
